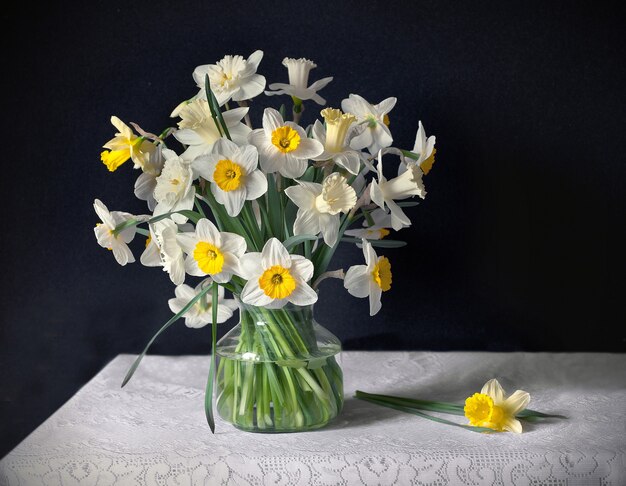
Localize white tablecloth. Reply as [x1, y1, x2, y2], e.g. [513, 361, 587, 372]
[1, 352, 625, 485]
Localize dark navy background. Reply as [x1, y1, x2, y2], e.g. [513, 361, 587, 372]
[1, 1, 624, 458]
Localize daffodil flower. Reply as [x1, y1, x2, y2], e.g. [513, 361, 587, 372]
[312, 108, 362, 175]
[265, 57, 333, 105]
[193, 139, 267, 217]
[192, 50, 266, 106]
[370, 151, 426, 230]
[134, 144, 165, 210]
[248, 108, 323, 179]
[176, 218, 246, 283]
[168, 279, 239, 328]
[173, 99, 251, 161]
[138, 220, 187, 285]
[345, 208, 393, 241]
[464, 379, 531, 433]
[284, 173, 357, 246]
[153, 149, 196, 224]
[344, 239, 392, 316]
[400, 121, 437, 176]
[341, 94, 396, 155]
[239, 238, 317, 309]
[93, 199, 145, 266]
[100, 116, 155, 172]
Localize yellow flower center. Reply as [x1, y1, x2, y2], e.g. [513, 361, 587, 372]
[464, 393, 506, 431]
[420, 148, 437, 175]
[271, 126, 301, 153]
[371, 256, 392, 291]
[101, 149, 131, 172]
[259, 265, 296, 299]
[213, 159, 243, 192]
[378, 228, 390, 239]
[193, 241, 225, 274]
[321, 108, 356, 153]
[145, 235, 152, 248]
[383, 114, 390, 126]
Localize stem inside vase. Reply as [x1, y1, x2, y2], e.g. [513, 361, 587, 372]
[216, 301, 343, 432]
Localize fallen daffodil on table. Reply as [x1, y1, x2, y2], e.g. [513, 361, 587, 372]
[356, 378, 566, 433]
[94, 50, 443, 433]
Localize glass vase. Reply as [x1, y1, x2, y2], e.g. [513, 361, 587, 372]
[215, 300, 343, 432]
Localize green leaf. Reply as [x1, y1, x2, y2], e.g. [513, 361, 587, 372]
[396, 201, 421, 208]
[279, 103, 287, 121]
[356, 395, 493, 433]
[400, 149, 421, 161]
[517, 409, 567, 419]
[205, 74, 231, 140]
[355, 391, 465, 415]
[312, 214, 352, 281]
[266, 174, 283, 239]
[356, 391, 567, 421]
[283, 234, 318, 251]
[121, 284, 212, 388]
[205, 282, 219, 433]
[341, 237, 407, 248]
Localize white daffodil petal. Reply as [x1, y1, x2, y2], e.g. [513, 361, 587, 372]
[333, 151, 361, 175]
[307, 76, 333, 91]
[196, 218, 222, 246]
[134, 172, 157, 207]
[168, 255, 186, 286]
[219, 106, 248, 127]
[290, 255, 314, 282]
[236, 145, 260, 174]
[319, 213, 340, 247]
[175, 232, 197, 254]
[261, 238, 291, 269]
[288, 280, 318, 306]
[386, 199, 411, 231]
[503, 417, 523, 434]
[247, 49, 264, 70]
[140, 239, 161, 267]
[263, 107, 284, 135]
[212, 138, 239, 159]
[174, 128, 205, 146]
[245, 170, 268, 200]
[503, 390, 531, 415]
[279, 157, 308, 179]
[168, 297, 188, 315]
[376, 97, 397, 115]
[94, 199, 115, 227]
[238, 252, 263, 280]
[220, 232, 247, 256]
[344, 265, 370, 298]
[241, 280, 273, 307]
[481, 378, 506, 403]
[350, 127, 374, 151]
[285, 184, 318, 210]
[293, 209, 321, 237]
[248, 129, 268, 150]
[233, 73, 266, 101]
[294, 137, 324, 160]
[215, 304, 236, 323]
[363, 239, 378, 268]
[368, 281, 383, 316]
[184, 255, 205, 277]
[210, 183, 244, 217]
[175, 284, 197, 301]
[112, 243, 134, 266]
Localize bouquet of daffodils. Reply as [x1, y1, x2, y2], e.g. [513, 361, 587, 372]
[94, 51, 436, 432]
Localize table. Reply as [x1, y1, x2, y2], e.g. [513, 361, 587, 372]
[1, 352, 625, 485]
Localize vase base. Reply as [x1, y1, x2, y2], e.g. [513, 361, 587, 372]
[231, 417, 337, 433]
